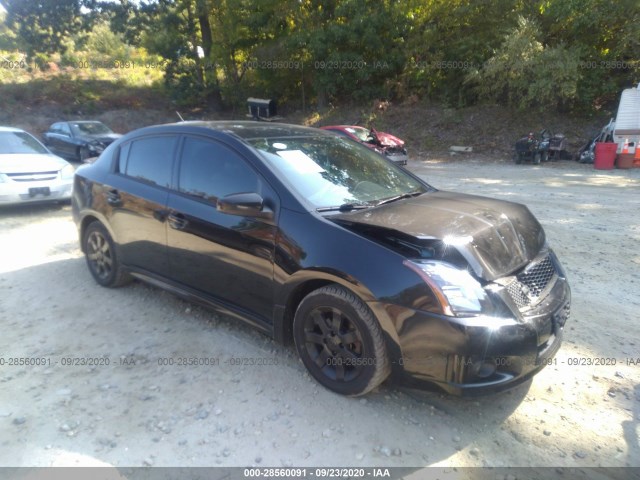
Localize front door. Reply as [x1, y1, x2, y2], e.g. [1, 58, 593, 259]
[166, 136, 278, 323]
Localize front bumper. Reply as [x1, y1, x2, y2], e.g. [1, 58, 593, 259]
[0, 177, 73, 205]
[375, 275, 570, 396]
[386, 152, 408, 165]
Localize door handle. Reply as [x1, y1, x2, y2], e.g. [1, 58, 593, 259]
[168, 212, 188, 230]
[106, 189, 121, 206]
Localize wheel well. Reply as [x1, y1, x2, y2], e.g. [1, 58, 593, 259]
[79, 215, 100, 252]
[281, 279, 334, 344]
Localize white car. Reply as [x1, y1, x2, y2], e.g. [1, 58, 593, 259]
[0, 126, 74, 205]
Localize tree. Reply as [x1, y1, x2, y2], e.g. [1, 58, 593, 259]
[0, 11, 19, 51]
[401, 0, 522, 105]
[464, 16, 581, 110]
[293, 0, 408, 109]
[4, 0, 93, 59]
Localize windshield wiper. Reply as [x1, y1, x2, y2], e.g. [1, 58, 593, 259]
[375, 190, 424, 207]
[316, 203, 371, 213]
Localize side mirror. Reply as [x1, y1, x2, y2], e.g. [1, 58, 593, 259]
[216, 192, 274, 220]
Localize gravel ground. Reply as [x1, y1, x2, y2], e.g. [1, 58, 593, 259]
[0, 157, 639, 474]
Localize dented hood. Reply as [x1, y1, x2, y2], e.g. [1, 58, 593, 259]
[331, 191, 545, 281]
[375, 131, 405, 148]
[79, 133, 122, 143]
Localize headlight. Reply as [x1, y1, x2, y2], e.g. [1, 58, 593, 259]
[404, 260, 489, 316]
[60, 164, 75, 180]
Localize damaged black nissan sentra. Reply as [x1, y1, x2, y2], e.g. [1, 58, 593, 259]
[72, 121, 570, 396]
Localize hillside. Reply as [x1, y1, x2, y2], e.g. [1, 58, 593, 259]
[0, 74, 614, 162]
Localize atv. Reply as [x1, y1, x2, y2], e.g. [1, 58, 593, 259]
[514, 129, 568, 164]
[514, 131, 549, 164]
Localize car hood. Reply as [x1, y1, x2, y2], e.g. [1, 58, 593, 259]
[375, 131, 405, 148]
[330, 191, 545, 281]
[79, 133, 122, 143]
[0, 153, 68, 173]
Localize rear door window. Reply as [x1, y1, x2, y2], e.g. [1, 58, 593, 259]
[124, 136, 177, 188]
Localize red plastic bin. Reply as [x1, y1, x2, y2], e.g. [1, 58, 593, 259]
[594, 142, 617, 170]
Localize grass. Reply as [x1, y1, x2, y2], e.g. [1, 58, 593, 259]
[0, 65, 168, 114]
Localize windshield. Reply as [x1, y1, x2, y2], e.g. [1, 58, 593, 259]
[71, 122, 112, 136]
[0, 131, 49, 154]
[344, 127, 371, 142]
[248, 135, 428, 209]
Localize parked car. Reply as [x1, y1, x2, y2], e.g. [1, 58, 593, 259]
[43, 121, 122, 162]
[72, 121, 570, 396]
[0, 126, 74, 205]
[321, 125, 408, 165]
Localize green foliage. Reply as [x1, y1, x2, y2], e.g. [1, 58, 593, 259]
[3, 0, 92, 59]
[401, 0, 522, 106]
[294, 0, 407, 107]
[463, 0, 640, 111]
[464, 17, 581, 110]
[2, 0, 639, 112]
[0, 12, 19, 51]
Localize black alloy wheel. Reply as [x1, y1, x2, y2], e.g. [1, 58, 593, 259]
[293, 285, 390, 396]
[83, 222, 130, 287]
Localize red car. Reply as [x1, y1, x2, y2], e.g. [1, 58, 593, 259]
[320, 125, 408, 165]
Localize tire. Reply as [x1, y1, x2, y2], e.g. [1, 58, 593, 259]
[541, 151, 549, 162]
[514, 153, 522, 164]
[293, 284, 390, 396]
[534, 152, 541, 165]
[79, 146, 90, 162]
[82, 222, 131, 287]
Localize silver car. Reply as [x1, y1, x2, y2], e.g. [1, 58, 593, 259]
[0, 127, 74, 205]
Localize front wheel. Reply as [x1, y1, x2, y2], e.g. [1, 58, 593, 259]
[83, 222, 131, 287]
[79, 146, 91, 162]
[534, 152, 541, 164]
[293, 285, 390, 396]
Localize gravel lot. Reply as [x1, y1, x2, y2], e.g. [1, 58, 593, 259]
[1, 158, 639, 473]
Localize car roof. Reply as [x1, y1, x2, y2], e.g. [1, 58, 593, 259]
[161, 121, 333, 140]
[322, 125, 367, 130]
[0, 126, 27, 133]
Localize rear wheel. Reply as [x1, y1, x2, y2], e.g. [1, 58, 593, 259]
[83, 222, 131, 287]
[293, 285, 390, 396]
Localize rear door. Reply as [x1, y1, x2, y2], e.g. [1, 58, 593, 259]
[104, 134, 178, 277]
[166, 135, 278, 323]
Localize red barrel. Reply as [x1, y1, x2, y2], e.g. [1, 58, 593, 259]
[594, 142, 617, 170]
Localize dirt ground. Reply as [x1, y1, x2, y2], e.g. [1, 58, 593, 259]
[0, 156, 639, 474]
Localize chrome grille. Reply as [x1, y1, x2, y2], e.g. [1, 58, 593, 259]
[7, 171, 58, 182]
[506, 281, 530, 309]
[506, 254, 557, 310]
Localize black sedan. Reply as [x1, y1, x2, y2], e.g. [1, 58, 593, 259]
[43, 121, 122, 162]
[72, 121, 570, 396]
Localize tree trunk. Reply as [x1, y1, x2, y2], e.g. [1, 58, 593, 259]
[196, 4, 223, 110]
